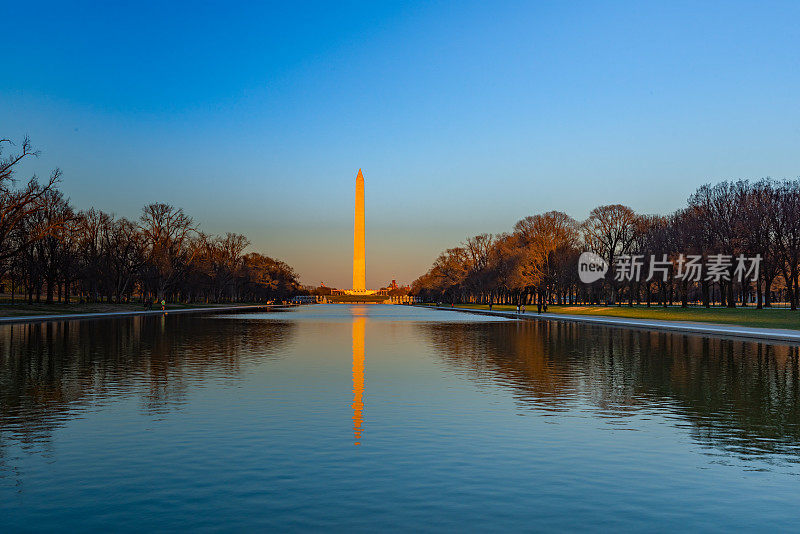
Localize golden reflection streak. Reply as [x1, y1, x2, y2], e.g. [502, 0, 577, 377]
[351, 316, 366, 445]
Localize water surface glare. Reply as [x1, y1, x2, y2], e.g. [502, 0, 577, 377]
[2, 304, 800, 531]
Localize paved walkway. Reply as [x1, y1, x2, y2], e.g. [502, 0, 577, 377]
[0, 304, 294, 325]
[430, 306, 800, 344]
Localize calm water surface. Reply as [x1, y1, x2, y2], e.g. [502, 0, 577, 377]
[1, 304, 800, 531]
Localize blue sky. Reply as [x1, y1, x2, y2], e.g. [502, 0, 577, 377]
[2, 1, 798, 288]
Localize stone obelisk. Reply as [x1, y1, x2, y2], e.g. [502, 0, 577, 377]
[352, 169, 366, 291]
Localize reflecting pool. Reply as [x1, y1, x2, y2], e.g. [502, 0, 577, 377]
[1, 304, 799, 531]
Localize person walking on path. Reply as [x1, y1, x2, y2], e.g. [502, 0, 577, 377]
[537, 301, 542, 314]
[516, 304, 520, 314]
[161, 299, 166, 312]
[521, 304, 526, 314]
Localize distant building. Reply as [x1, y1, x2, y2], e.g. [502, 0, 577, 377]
[376, 279, 411, 296]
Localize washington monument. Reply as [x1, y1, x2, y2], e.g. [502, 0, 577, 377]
[352, 169, 366, 292]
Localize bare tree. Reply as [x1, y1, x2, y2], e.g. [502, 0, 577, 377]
[688, 182, 742, 307]
[771, 181, 800, 310]
[139, 203, 197, 300]
[514, 211, 579, 305]
[463, 234, 495, 303]
[0, 137, 65, 265]
[582, 205, 639, 304]
[103, 217, 147, 302]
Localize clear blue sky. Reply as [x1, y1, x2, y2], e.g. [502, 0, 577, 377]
[2, 1, 798, 288]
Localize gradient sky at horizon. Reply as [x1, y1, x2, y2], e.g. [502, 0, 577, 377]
[2, 1, 798, 288]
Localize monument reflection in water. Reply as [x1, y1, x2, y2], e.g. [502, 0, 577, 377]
[351, 314, 366, 445]
[1, 305, 800, 531]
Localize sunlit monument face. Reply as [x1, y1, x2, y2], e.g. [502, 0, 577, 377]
[353, 169, 366, 291]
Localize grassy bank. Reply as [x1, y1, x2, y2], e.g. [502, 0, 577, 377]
[0, 302, 260, 318]
[444, 303, 800, 330]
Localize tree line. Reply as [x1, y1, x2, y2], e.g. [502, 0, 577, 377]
[412, 179, 800, 310]
[1, 136, 300, 304]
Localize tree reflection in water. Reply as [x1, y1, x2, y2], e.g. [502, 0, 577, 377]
[0, 316, 295, 447]
[419, 320, 800, 459]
